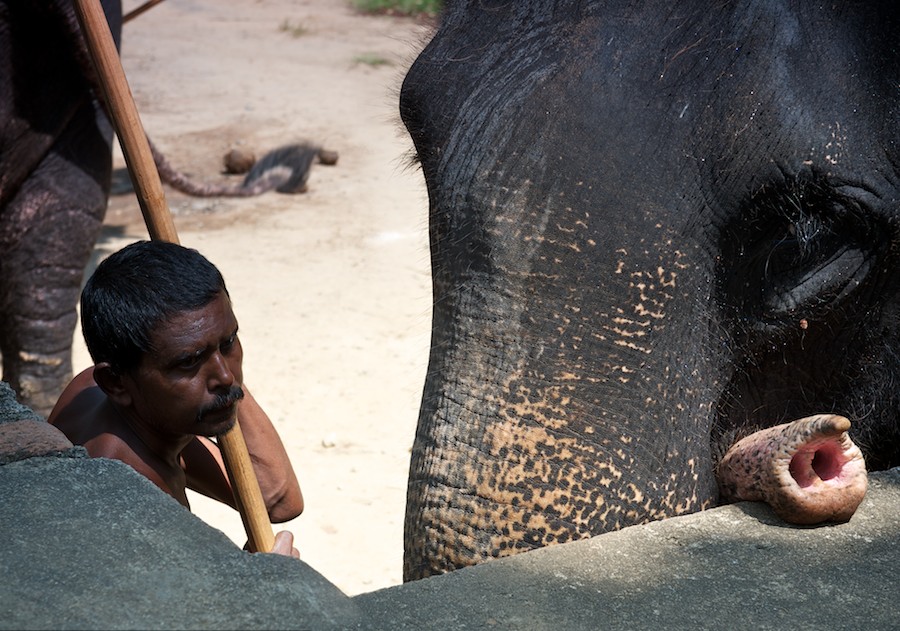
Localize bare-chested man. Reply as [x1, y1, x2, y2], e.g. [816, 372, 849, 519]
[49, 240, 303, 557]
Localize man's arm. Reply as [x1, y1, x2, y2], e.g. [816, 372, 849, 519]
[182, 385, 303, 523]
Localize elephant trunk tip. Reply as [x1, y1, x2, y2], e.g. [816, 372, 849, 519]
[788, 434, 850, 489]
[718, 414, 868, 525]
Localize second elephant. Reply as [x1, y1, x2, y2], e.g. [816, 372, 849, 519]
[0, 0, 122, 416]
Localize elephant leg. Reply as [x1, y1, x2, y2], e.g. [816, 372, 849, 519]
[716, 415, 868, 525]
[0, 105, 110, 417]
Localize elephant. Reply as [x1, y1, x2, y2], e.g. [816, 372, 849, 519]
[0, 0, 123, 417]
[0, 1, 322, 417]
[399, 0, 900, 581]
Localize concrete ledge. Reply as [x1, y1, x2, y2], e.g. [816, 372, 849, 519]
[1, 367, 896, 630]
[355, 468, 900, 630]
[3, 446, 898, 630]
[0, 456, 359, 630]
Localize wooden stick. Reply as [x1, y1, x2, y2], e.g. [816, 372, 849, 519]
[219, 421, 276, 553]
[75, 0, 174, 241]
[73, 0, 275, 553]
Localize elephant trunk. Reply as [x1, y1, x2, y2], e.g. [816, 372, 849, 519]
[716, 414, 868, 524]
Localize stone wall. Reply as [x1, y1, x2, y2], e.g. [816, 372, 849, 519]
[1, 382, 896, 630]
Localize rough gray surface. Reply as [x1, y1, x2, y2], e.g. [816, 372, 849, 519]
[1, 368, 897, 630]
[0, 381, 43, 424]
[356, 469, 900, 631]
[0, 456, 359, 630]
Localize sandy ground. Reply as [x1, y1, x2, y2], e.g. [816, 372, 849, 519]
[72, 0, 435, 596]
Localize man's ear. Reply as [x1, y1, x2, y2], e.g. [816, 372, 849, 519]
[92, 363, 133, 407]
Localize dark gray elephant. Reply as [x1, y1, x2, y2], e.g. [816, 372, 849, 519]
[0, 0, 122, 416]
[0, 1, 321, 416]
[400, 1, 900, 580]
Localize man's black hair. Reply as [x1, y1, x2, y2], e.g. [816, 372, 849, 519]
[80, 240, 228, 374]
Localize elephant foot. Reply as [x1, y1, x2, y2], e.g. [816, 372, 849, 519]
[716, 414, 868, 525]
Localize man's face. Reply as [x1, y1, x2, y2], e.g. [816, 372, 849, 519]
[124, 290, 245, 439]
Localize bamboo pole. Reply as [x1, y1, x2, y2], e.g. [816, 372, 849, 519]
[72, 0, 275, 553]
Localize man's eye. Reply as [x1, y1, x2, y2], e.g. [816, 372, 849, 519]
[221, 334, 237, 353]
[178, 356, 201, 370]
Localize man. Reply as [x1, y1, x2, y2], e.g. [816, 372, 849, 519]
[49, 240, 303, 557]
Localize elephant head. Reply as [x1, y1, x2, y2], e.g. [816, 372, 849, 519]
[400, 1, 900, 580]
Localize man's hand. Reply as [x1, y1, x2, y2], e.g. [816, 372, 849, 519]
[270, 529, 300, 559]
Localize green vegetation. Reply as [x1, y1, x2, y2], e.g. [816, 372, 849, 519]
[353, 53, 393, 67]
[351, 0, 442, 17]
[278, 19, 309, 37]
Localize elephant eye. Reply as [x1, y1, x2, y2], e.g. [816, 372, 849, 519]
[718, 176, 881, 325]
[760, 214, 871, 316]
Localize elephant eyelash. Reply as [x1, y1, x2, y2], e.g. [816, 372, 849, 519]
[765, 189, 873, 272]
[784, 214, 826, 256]
[763, 214, 828, 278]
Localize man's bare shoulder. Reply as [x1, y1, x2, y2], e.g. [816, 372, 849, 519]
[49, 368, 128, 455]
[49, 369, 168, 487]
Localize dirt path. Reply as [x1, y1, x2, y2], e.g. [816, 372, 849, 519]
[78, 0, 435, 595]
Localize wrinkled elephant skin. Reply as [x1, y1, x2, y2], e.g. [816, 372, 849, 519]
[0, 0, 122, 416]
[400, 1, 900, 580]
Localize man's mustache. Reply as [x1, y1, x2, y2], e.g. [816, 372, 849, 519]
[198, 386, 245, 422]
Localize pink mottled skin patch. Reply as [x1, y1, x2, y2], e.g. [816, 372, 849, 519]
[717, 415, 868, 525]
[0, 420, 74, 463]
